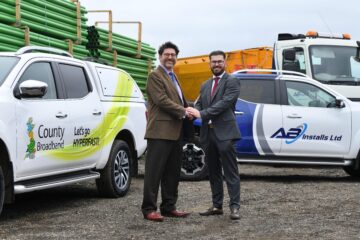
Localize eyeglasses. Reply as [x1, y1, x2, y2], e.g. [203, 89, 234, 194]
[210, 60, 224, 65]
[163, 53, 177, 58]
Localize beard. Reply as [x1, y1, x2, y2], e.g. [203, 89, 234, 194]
[211, 66, 225, 76]
[163, 59, 175, 69]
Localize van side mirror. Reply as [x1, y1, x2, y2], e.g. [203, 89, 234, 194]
[15, 80, 48, 99]
[353, 41, 360, 63]
[335, 98, 345, 108]
[283, 48, 296, 61]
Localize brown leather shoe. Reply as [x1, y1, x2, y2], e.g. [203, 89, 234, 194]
[230, 208, 240, 220]
[162, 210, 190, 218]
[199, 207, 223, 216]
[144, 212, 164, 222]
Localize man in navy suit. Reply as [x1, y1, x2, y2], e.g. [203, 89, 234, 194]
[187, 50, 241, 220]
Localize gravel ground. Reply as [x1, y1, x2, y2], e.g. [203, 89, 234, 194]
[1, 159, 360, 240]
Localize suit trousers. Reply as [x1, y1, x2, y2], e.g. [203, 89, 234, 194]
[141, 138, 182, 215]
[204, 128, 240, 210]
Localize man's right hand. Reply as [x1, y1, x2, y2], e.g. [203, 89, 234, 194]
[186, 107, 201, 118]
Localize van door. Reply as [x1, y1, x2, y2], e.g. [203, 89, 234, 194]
[235, 78, 282, 156]
[15, 61, 70, 178]
[280, 81, 351, 157]
[55, 63, 103, 167]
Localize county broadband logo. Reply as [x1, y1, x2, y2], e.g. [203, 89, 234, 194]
[25, 117, 36, 159]
[270, 123, 308, 144]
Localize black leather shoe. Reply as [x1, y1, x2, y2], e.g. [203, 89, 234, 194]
[199, 207, 223, 216]
[230, 208, 240, 220]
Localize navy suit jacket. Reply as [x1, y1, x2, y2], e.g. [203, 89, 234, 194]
[195, 73, 241, 143]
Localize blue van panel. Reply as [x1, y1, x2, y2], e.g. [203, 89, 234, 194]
[235, 99, 258, 155]
[192, 99, 259, 156]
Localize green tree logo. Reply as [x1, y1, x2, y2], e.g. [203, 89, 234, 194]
[25, 117, 36, 159]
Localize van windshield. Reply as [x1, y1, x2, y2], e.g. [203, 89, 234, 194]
[310, 45, 360, 85]
[0, 56, 19, 86]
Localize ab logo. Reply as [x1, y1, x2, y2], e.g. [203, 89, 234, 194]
[270, 123, 308, 144]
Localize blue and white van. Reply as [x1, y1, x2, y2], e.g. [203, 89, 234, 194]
[181, 70, 360, 180]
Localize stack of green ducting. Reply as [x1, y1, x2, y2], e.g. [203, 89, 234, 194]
[0, 0, 87, 43]
[0, 22, 88, 59]
[0, 0, 156, 94]
[87, 26, 156, 93]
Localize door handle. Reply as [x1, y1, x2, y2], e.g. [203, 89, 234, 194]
[55, 112, 68, 119]
[287, 115, 302, 119]
[235, 111, 244, 115]
[93, 111, 102, 116]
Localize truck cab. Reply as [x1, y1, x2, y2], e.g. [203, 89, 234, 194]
[274, 31, 360, 101]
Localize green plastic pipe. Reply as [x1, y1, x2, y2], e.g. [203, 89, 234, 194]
[0, 11, 16, 25]
[93, 27, 155, 52]
[13, 25, 86, 47]
[0, 2, 80, 35]
[0, 11, 78, 41]
[0, 22, 24, 38]
[48, 0, 87, 13]
[97, 50, 150, 68]
[0, 35, 25, 47]
[2, 0, 88, 22]
[95, 29, 155, 53]
[97, 32, 156, 54]
[97, 50, 151, 72]
[90, 32, 156, 59]
[0, 42, 18, 52]
[98, 51, 149, 74]
[97, 27, 152, 47]
[2, 0, 86, 26]
[0, 25, 88, 56]
[89, 37, 155, 60]
[21, 19, 77, 41]
[25, 1, 88, 28]
[25, 0, 87, 19]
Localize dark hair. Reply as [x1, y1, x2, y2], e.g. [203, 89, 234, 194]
[158, 41, 179, 56]
[209, 50, 226, 60]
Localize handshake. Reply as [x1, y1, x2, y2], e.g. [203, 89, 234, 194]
[185, 107, 200, 119]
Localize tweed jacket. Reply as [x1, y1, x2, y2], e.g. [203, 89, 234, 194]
[145, 66, 188, 140]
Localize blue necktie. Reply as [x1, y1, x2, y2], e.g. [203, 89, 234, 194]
[169, 72, 177, 85]
[169, 72, 183, 102]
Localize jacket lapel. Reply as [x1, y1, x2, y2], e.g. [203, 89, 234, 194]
[157, 66, 184, 105]
[204, 79, 212, 106]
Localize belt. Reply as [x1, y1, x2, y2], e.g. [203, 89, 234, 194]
[208, 124, 215, 129]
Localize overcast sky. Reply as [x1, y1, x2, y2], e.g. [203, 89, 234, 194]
[81, 0, 360, 58]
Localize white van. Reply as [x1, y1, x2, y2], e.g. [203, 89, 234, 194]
[0, 46, 147, 215]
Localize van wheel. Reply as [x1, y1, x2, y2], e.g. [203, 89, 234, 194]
[343, 157, 360, 177]
[343, 166, 360, 177]
[96, 140, 132, 197]
[0, 166, 4, 215]
[181, 137, 208, 181]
